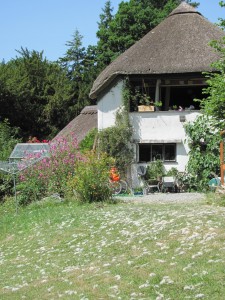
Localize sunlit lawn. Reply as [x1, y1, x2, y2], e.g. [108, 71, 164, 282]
[0, 197, 225, 299]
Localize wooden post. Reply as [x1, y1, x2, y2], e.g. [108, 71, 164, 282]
[220, 130, 225, 185]
[155, 79, 161, 102]
[220, 141, 224, 185]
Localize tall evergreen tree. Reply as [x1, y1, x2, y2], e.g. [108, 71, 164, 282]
[96, 1, 115, 68]
[0, 48, 74, 139]
[59, 30, 86, 80]
[79, 44, 99, 105]
[59, 30, 91, 116]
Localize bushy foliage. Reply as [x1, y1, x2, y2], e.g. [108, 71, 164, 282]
[0, 48, 75, 139]
[0, 119, 21, 161]
[200, 37, 225, 127]
[17, 134, 81, 205]
[0, 120, 21, 200]
[166, 167, 179, 177]
[98, 108, 133, 176]
[199, 3, 225, 127]
[184, 115, 220, 191]
[145, 160, 165, 180]
[67, 151, 114, 203]
[79, 128, 98, 152]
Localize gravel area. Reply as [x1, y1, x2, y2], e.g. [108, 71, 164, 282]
[117, 192, 206, 204]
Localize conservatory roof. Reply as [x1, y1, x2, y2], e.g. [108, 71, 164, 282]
[9, 143, 50, 160]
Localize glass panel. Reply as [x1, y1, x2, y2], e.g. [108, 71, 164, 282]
[152, 144, 163, 161]
[9, 143, 49, 160]
[139, 143, 176, 162]
[139, 144, 151, 162]
[164, 144, 176, 161]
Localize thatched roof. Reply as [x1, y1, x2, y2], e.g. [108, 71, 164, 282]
[52, 106, 97, 143]
[90, 2, 225, 99]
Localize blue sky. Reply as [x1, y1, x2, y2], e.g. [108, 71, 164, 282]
[0, 0, 223, 62]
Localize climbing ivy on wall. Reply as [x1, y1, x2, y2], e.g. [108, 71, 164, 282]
[98, 79, 134, 176]
[184, 115, 221, 191]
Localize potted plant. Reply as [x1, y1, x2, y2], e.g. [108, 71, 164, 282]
[133, 187, 144, 195]
[154, 101, 162, 111]
[145, 160, 165, 184]
[138, 93, 155, 112]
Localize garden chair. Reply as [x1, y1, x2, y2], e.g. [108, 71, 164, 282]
[161, 176, 177, 193]
[137, 166, 160, 194]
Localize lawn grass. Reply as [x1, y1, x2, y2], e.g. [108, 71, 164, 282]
[0, 197, 225, 299]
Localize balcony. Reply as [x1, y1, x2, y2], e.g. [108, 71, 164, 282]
[129, 110, 201, 143]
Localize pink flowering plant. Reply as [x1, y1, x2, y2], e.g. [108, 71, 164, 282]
[17, 134, 83, 205]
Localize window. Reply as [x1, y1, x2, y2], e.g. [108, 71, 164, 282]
[138, 143, 176, 162]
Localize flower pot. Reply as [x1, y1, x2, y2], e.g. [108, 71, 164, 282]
[138, 105, 155, 112]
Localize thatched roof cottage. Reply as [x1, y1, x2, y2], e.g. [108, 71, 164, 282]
[89, 2, 225, 183]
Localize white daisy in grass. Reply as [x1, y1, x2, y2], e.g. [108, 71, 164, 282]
[160, 276, 174, 285]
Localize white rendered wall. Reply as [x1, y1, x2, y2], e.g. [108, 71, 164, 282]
[97, 80, 202, 186]
[97, 79, 123, 130]
[129, 111, 201, 186]
[130, 111, 201, 172]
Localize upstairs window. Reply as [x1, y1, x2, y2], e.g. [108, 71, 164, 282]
[139, 143, 176, 162]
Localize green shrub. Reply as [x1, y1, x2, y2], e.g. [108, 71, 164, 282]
[145, 160, 165, 180]
[0, 119, 21, 161]
[17, 179, 46, 206]
[0, 119, 21, 201]
[166, 167, 179, 177]
[79, 128, 98, 152]
[67, 151, 114, 203]
[185, 115, 220, 191]
[98, 107, 133, 177]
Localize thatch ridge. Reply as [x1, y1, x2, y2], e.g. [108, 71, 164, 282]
[90, 2, 225, 99]
[168, 1, 199, 16]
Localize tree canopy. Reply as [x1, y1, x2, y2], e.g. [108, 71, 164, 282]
[0, 48, 76, 139]
[199, 1, 225, 128]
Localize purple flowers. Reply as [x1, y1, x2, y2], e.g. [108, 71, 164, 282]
[19, 133, 83, 200]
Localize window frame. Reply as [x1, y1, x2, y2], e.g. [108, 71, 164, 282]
[138, 143, 177, 162]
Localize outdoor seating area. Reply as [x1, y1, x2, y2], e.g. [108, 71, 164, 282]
[137, 165, 181, 194]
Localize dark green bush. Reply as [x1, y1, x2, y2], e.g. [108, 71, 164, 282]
[0, 119, 21, 201]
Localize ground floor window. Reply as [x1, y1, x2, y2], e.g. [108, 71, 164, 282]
[138, 143, 176, 162]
